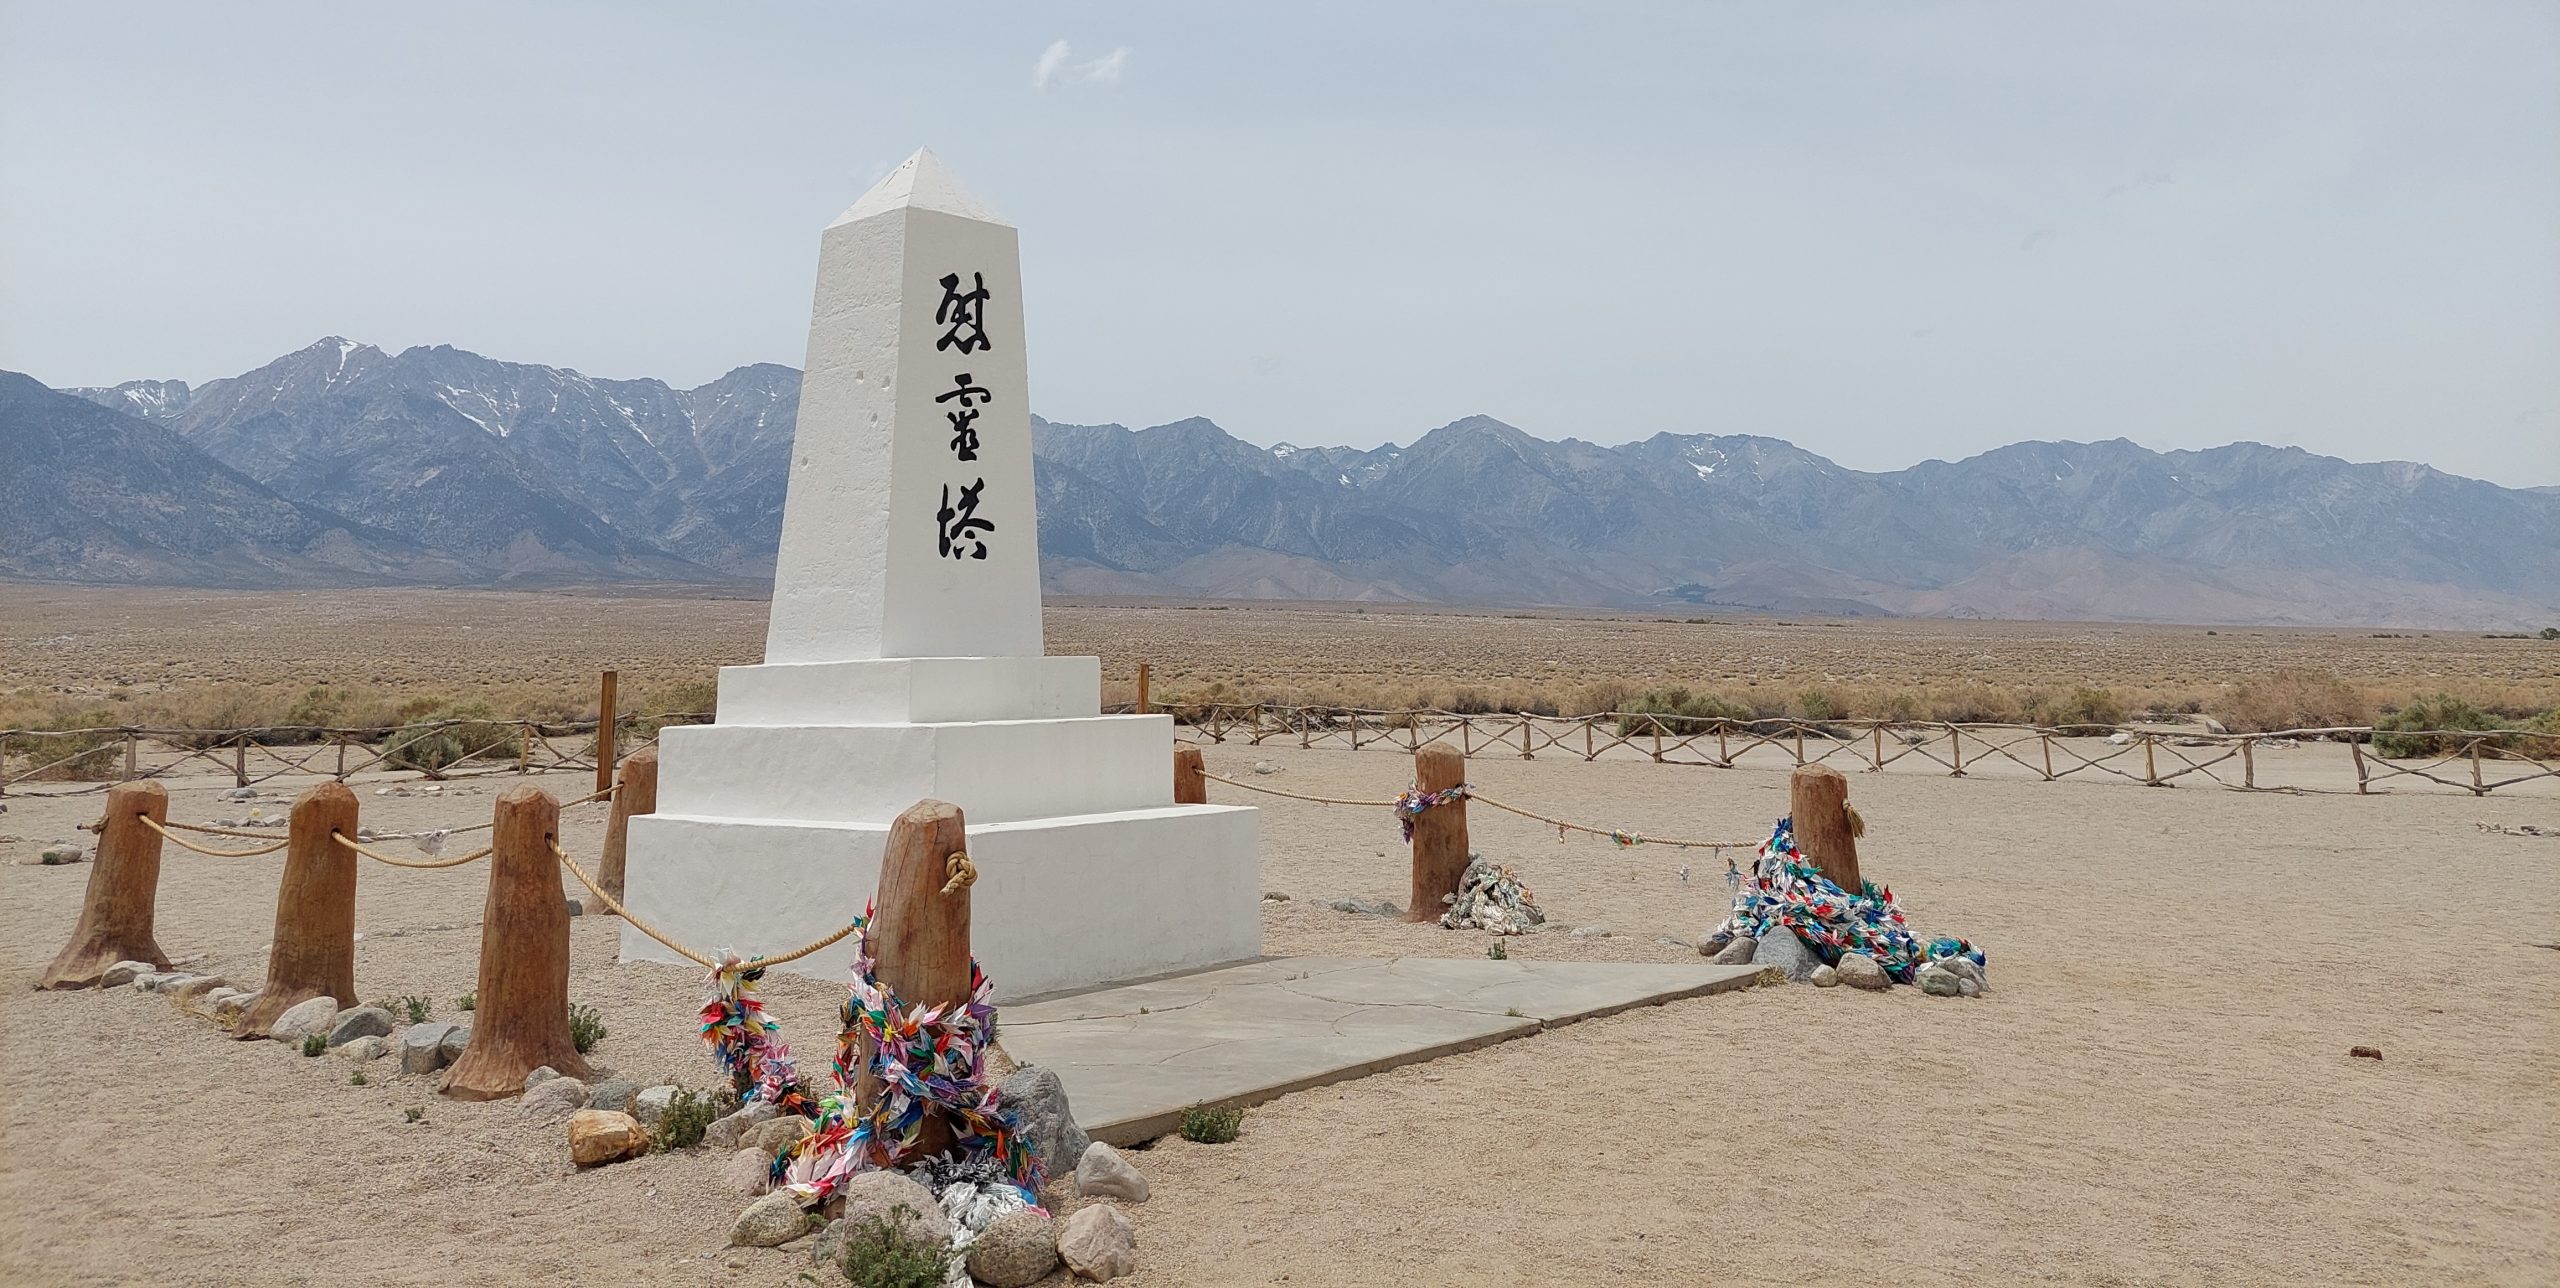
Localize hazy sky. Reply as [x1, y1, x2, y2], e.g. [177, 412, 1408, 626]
[5, 2, 2556, 486]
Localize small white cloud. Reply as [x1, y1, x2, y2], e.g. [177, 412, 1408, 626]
[1033, 40, 1072, 90]
[1034, 40, 1129, 91]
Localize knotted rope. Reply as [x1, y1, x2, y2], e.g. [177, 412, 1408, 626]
[551, 840, 865, 971]
[137, 814, 288, 857]
[330, 831, 493, 869]
[941, 850, 977, 895]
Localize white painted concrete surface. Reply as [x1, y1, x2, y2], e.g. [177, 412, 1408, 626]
[620, 804, 1261, 1000]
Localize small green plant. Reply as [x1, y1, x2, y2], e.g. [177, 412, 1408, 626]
[1488, 939, 1507, 960]
[404, 1106, 425, 1123]
[1178, 1102, 1245, 1144]
[2541, 626, 2559, 641]
[373, 994, 432, 1024]
[455, 990, 476, 1012]
[567, 1002, 607, 1054]
[299, 1033, 326, 1056]
[1505, 1005, 1522, 1017]
[651, 1087, 717, 1151]
[349, 1070, 368, 1086]
[824, 1205, 952, 1288]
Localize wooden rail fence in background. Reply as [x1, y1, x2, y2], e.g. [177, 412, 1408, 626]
[1138, 702, 2560, 798]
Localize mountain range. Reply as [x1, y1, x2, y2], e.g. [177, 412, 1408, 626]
[4, 337, 2554, 628]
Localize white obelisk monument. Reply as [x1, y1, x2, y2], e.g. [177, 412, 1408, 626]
[619, 150, 1260, 998]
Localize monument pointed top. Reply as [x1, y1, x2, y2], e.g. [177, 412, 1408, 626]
[832, 148, 1010, 228]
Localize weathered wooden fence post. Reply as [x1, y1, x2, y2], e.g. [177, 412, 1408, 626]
[443, 786, 589, 1098]
[2241, 738, 2256, 790]
[232, 735, 249, 787]
[1405, 744, 1469, 923]
[1949, 725, 1965, 777]
[41, 781, 173, 988]
[1789, 763, 1863, 892]
[1173, 746, 1207, 805]
[1135, 662, 1152, 715]
[239, 782, 359, 1036]
[593, 670, 619, 796]
[597, 745, 658, 902]
[2142, 734, 2159, 785]
[122, 730, 138, 780]
[2471, 738, 2486, 796]
[2350, 735, 2371, 794]
[858, 799, 973, 1164]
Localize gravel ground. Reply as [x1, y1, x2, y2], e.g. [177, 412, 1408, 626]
[2, 747, 2555, 1286]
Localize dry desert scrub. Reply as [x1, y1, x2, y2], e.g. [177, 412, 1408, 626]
[4, 584, 2555, 745]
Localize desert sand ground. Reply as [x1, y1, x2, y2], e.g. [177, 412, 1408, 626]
[3, 743, 2555, 1287]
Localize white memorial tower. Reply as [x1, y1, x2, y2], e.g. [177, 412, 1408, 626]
[620, 150, 1261, 998]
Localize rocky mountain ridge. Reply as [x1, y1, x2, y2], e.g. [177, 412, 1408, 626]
[8, 338, 2553, 627]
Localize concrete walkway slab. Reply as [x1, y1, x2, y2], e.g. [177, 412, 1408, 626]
[999, 955, 1762, 1144]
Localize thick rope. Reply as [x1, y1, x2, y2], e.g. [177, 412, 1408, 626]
[137, 814, 288, 857]
[1201, 771, 1397, 807]
[551, 840, 864, 970]
[158, 819, 288, 840]
[1199, 769, 1763, 851]
[329, 830, 493, 869]
[942, 850, 977, 895]
[1468, 793, 1766, 851]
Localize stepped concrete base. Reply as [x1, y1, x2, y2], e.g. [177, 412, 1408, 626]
[618, 804, 1260, 1000]
[1000, 956, 1764, 1144]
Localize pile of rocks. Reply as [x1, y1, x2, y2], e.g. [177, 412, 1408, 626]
[1437, 854, 1544, 935]
[724, 1062, 1148, 1284]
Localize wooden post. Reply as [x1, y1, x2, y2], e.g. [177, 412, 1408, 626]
[1651, 720, 1662, 763]
[442, 786, 589, 1098]
[238, 782, 359, 1037]
[1788, 764, 1863, 893]
[858, 800, 972, 1164]
[1716, 723, 1730, 768]
[1404, 745, 1469, 922]
[1173, 746, 1207, 804]
[2241, 738, 2255, 789]
[1584, 721, 1595, 761]
[1519, 714, 1533, 760]
[2471, 738, 2485, 796]
[2350, 736, 2370, 794]
[2143, 734, 2158, 785]
[594, 670, 618, 796]
[1135, 662, 1152, 715]
[597, 746, 658, 902]
[122, 731, 137, 780]
[335, 736, 348, 780]
[2041, 733, 2055, 781]
[42, 781, 175, 987]
[1949, 726, 1964, 777]
[517, 721, 532, 775]
[233, 735, 249, 788]
[1793, 725, 1805, 766]
[1873, 724, 1886, 771]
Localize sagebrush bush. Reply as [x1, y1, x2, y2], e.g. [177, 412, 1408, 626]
[1615, 687, 1753, 736]
[381, 701, 521, 772]
[2224, 669, 2371, 733]
[2372, 694, 2507, 758]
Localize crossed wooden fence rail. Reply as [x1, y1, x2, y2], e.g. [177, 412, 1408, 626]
[1137, 703, 2560, 797]
[0, 711, 713, 798]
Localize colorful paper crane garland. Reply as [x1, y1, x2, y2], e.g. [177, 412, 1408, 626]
[700, 959, 811, 1115]
[770, 904, 1044, 1206]
[1711, 817, 1985, 983]
[1392, 783, 1471, 841]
